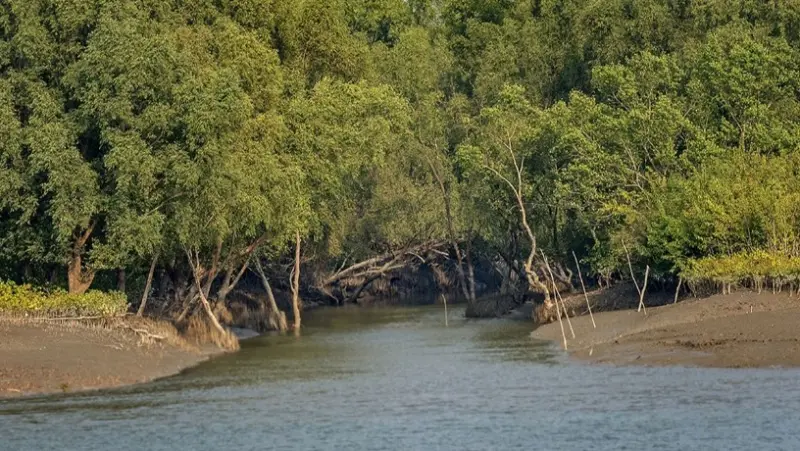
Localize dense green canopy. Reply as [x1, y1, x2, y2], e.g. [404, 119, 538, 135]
[3, 0, 800, 305]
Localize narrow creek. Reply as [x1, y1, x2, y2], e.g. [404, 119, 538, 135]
[2, 306, 799, 450]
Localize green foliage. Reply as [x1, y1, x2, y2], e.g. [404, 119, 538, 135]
[638, 151, 800, 275]
[4, 0, 800, 300]
[684, 252, 800, 285]
[0, 281, 127, 316]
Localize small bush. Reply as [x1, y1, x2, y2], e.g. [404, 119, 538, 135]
[0, 281, 128, 317]
[684, 251, 800, 288]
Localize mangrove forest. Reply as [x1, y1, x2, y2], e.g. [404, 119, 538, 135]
[3, 0, 800, 327]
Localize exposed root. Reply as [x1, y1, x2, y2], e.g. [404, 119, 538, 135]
[532, 283, 673, 324]
[125, 326, 166, 345]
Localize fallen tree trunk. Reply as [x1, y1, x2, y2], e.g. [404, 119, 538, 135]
[346, 254, 404, 304]
[322, 241, 446, 287]
[318, 241, 449, 305]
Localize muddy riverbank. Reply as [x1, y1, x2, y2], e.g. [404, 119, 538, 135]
[0, 317, 229, 397]
[531, 291, 800, 368]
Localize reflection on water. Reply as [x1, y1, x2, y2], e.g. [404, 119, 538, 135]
[2, 306, 800, 450]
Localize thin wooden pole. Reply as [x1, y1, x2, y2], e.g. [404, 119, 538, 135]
[441, 294, 448, 327]
[638, 265, 650, 315]
[542, 251, 575, 339]
[552, 283, 568, 350]
[572, 251, 596, 329]
[137, 252, 159, 316]
[623, 241, 641, 297]
[674, 276, 682, 304]
[555, 285, 576, 339]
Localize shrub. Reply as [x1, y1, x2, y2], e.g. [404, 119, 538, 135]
[0, 281, 128, 317]
[683, 251, 800, 289]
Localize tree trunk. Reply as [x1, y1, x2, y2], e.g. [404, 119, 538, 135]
[465, 238, 477, 301]
[176, 294, 196, 324]
[290, 231, 302, 330]
[254, 259, 288, 332]
[67, 254, 95, 295]
[452, 244, 472, 303]
[202, 238, 223, 298]
[524, 263, 551, 306]
[217, 269, 234, 304]
[157, 269, 170, 299]
[347, 274, 381, 304]
[137, 253, 159, 316]
[186, 249, 227, 336]
[67, 223, 96, 294]
[550, 261, 574, 292]
[171, 266, 187, 305]
[321, 241, 443, 287]
[517, 194, 550, 306]
[550, 206, 559, 255]
[217, 250, 254, 303]
[485, 145, 553, 307]
[427, 158, 472, 304]
[198, 287, 226, 335]
[117, 268, 127, 293]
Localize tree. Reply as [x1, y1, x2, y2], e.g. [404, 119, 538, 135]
[458, 85, 553, 304]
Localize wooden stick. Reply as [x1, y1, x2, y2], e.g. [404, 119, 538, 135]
[441, 294, 448, 327]
[638, 266, 650, 315]
[126, 326, 166, 341]
[137, 252, 159, 316]
[623, 241, 641, 297]
[555, 284, 576, 339]
[572, 251, 596, 328]
[674, 276, 682, 304]
[541, 251, 574, 340]
[552, 283, 568, 350]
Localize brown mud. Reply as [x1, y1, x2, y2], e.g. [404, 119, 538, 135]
[0, 317, 225, 398]
[531, 291, 800, 368]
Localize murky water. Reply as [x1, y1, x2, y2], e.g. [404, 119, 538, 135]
[2, 306, 800, 450]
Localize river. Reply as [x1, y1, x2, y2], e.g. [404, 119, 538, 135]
[2, 306, 800, 450]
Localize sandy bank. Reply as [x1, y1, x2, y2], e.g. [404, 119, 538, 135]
[531, 291, 800, 368]
[0, 317, 225, 398]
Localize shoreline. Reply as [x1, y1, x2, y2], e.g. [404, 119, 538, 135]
[5, 290, 798, 399]
[0, 317, 234, 398]
[530, 291, 800, 368]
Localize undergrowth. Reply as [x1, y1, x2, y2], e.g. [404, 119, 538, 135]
[684, 251, 800, 292]
[0, 281, 128, 317]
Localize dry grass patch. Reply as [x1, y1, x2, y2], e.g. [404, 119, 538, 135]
[0, 314, 199, 351]
[182, 315, 240, 351]
[1, 313, 243, 353]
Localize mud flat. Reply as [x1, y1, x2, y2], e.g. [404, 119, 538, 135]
[0, 317, 225, 398]
[531, 291, 800, 368]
